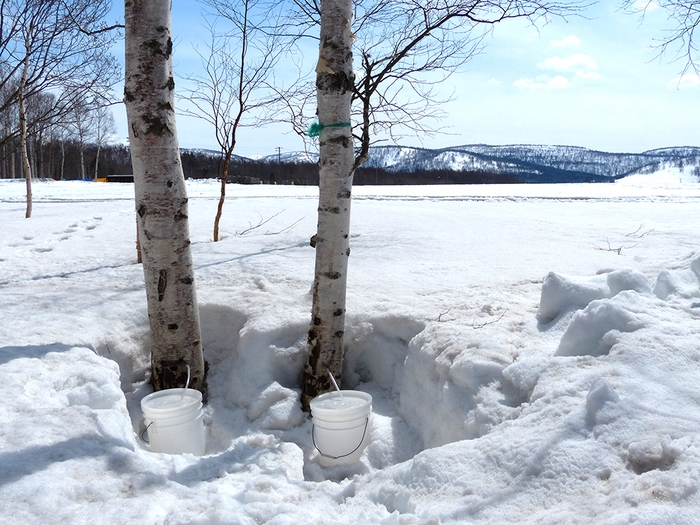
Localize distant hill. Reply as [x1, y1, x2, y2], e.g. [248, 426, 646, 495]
[257, 144, 700, 184]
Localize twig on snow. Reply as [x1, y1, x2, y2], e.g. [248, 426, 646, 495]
[593, 239, 639, 255]
[472, 310, 506, 329]
[437, 308, 453, 322]
[624, 224, 654, 239]
[264, 216, 304, 235]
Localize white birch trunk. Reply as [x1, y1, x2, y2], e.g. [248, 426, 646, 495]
[79, 146, 86, 180]
[94, 142, 101, 179]
[20, 25, 32, 218]
[19, 90, 32, 218]
[302, 0, 355, 410]
[60, 140, 65, 180]
[124, 0, 205, 393]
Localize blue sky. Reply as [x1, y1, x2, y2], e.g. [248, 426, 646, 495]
[110, 1, 700, 157]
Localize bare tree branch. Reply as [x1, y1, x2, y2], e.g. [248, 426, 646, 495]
[622, 0, 700, 76]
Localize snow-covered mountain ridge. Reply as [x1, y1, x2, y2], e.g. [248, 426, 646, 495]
[257, 144, 700, 183]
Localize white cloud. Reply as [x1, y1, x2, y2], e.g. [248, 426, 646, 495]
[487, 78, 502, 86]
[668, 74, 700, 89]
[514, 75, 570, 90]
[550, 36, 581, 48]
[539, 54, 598, 72]
[575, 70, 603, 81]
[516, 52, 599, 91]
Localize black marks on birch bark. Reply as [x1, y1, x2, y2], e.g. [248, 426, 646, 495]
[157, 269, 167, 301]
[316, 70, 354, 93]
[168, 323, 178, 330]
[320, 135, 350, 148]
[142, 114, 172, 136]
[307, 329, 317, 347]
[142, 36, 172, 59]
[156, 360, 188, 390]
[302, 342, 331, 411]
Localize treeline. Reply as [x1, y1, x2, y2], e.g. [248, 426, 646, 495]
[183, 149, 522, 185]
[2, 142, 519, 185]
[0, 139, 132, 180]
[183, 148, 521, 185]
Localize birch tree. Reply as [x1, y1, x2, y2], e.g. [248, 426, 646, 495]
[301, 0, 355, 410]
[70, 97, 95, 180]
[124, 0, 206, 394]
[93, 105, 116, 179]
[1, 0, 119, 216]
[300, 0, 590, 408]
[180, 0, 285, 242]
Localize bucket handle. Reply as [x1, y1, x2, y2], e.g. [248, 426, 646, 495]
[311, 417, 369, 461]
[140, 421, 153, 444]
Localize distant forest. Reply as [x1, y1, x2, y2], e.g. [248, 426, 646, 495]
[0, 142, 519, 185]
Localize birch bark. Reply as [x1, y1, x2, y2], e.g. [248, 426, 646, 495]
[302, 0, 355, 410]
[19, 23, 32, 218]
[19, 88, 32, 218]
[124, 0, 205, 393]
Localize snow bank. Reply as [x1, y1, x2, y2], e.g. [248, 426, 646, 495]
[538, 269, 653, 324]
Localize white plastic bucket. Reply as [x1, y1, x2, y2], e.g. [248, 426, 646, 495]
[310, 390, 372, 466]
[141, 388, 205, 455]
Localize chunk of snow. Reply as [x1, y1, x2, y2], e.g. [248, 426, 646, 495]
[555, 292, 649, 356]
[653, 258, 700, 299]
[537, 271, 610, 322]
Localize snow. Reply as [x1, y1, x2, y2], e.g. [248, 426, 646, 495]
[617, 163, 700, 186]
[2, 177, 700, 524]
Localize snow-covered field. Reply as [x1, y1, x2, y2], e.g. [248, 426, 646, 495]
[1, 174, 700, 524]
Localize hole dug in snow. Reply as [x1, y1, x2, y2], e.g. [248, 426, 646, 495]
[342, 316, 427, 469]
[306, 314, 526, 475]
[142, 309, 529, 471]
[389, 321, 523, 451]
[200, 306, 309, 454]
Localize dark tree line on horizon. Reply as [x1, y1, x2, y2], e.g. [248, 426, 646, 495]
[1, 141, 520, 185]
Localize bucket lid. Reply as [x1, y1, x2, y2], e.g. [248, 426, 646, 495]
[141, 388, 202, 416]
[310, 390, 372, 421]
